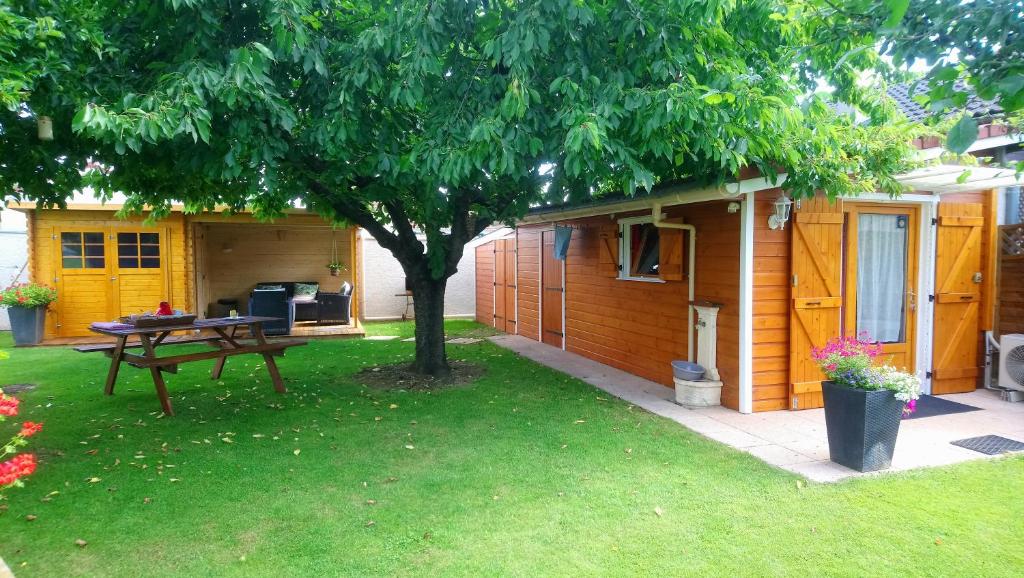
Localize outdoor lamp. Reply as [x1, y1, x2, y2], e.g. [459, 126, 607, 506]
[768, 194, 793, 230]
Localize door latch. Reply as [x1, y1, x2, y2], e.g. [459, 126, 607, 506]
[972, 272, 983, 284]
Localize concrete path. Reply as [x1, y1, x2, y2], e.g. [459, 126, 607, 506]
[490, 334, 1024, 483]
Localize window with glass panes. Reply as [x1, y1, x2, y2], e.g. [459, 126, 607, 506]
[61, 232, 106, 269]
[117, 232, 161, 268]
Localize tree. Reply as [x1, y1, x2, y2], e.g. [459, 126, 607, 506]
[1, 0, 919, 376]
[818, 0, 1023, 154]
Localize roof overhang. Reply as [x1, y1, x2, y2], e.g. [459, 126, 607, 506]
[894, 164, 1021, 194]
[519, 176, 787, 224]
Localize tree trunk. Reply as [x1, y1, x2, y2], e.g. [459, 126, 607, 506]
[411, 276, 450, 376]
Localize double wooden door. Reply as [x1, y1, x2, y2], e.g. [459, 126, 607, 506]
[789, 201, 920, 409]
[55, 226, 170, 337]
[492, 239, 517, 333]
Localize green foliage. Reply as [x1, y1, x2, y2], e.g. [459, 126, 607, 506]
[0, 283, 58, 309]
[824, 0, 1023, 151]
[2, 2, 920, 233]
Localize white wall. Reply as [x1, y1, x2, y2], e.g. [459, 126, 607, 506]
[0, 210, 29, 330]
[360, 232, 476, 320]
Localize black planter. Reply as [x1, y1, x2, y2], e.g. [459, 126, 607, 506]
[7, 306, 46, 346]
[821, 380, 905, 472]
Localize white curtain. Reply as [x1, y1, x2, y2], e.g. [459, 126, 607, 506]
[856, 214, 907, 343]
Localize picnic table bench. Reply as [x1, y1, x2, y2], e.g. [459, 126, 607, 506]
[77, 316, 306, 416]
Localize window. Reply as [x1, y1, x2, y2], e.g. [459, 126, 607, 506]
[619, 218, 661, 280]
[117, 232, 161, 268]
[61, 232, 105, 269]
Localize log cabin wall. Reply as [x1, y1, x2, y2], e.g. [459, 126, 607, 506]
[998, 225, 1024, 336]
[474, 242, 495, 326]
[28, 209, 189, 339]
[514, 200, 741, 409]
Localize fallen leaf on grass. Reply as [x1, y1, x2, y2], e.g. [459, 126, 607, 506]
[404, 444, 415, 450]
[654, 507, 664, 517]
[293, 449, 301, 456]
[86, 477, 101, 484]
[74, 539, 88, 548]
[365, 520, 375, 527]
[25, 514, 37, 521]
[221, 437, 233, 444]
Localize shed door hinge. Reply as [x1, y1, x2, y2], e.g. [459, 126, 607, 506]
[926, 371, 933, 379]
[931, 217, 938, 226]
[928, 294, 935, 302]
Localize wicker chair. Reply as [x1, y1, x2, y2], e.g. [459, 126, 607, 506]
[247, 288, 289, 335]
[316, 282, 352, 325]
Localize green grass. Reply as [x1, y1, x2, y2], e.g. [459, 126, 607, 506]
[0, 320, 1021, 577]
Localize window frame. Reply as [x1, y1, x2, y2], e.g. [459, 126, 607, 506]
[617, 216, 666, 283]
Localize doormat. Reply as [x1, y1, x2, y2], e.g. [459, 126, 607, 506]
[950, 435, 1024, 455]
[902, 394, 981, 420]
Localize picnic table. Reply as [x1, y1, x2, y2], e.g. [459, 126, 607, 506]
[78, 316, 307, 416]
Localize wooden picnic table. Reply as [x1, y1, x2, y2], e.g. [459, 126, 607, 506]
[79, 316, 307, 416]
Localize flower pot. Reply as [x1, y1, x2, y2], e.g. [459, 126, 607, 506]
[329, 268, 340, 277]
[8, 306, 47, 346]
[821, 380, 904, 472]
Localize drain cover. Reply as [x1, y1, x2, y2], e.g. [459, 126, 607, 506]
[951, 435, 1024, 455]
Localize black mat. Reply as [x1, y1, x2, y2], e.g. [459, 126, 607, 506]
[951, 435, 1024, 455]
[902, 394, 982, 420]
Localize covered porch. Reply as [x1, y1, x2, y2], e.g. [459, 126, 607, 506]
[191, 214, 365, 338]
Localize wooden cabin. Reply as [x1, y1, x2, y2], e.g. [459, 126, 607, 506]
[10, 203, 364, 342]
[477, 166, 1020, 413]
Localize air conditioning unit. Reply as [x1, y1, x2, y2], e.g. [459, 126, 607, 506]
[998, 334, 1024, 392]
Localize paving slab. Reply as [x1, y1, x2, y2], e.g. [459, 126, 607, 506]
[489, 334, 1024, 483]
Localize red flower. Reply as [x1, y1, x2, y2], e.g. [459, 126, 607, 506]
[19, 421, 43, 438]
[0, 394, 19, 417]
[0, 454, 36, 486]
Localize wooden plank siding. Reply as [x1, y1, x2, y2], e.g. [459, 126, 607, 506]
[514, 200, 742, 409]
[750, 189, 792, 411]
[475, 242, 495, 326]
[998, 226, 1024, 336]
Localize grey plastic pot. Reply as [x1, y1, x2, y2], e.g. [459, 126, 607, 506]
[8, 306, 46, 346]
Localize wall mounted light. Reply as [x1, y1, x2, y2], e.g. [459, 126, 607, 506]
[726, 202, 741, 214]
[768, 194, 793, 230]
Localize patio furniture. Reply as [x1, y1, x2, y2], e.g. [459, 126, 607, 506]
[254, 282, 319, 323]
[248, 287, 289, 335]
[78, 316, 307, 416]
[317, 282, 353, 324]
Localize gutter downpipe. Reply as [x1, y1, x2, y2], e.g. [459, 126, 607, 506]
[652, 203, 697, 362]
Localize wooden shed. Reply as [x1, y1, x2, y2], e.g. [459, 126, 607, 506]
[12, 203, 363, 342]
[477, 165, 1017, 413]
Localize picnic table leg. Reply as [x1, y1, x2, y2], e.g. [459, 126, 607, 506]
[140, 334, 175, 416]
[250, 323, 287, 394]
[211, 352, 228, 380]
[103, 336, 128, 395]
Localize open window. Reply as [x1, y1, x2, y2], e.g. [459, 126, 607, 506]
[605, 216, 686, 282]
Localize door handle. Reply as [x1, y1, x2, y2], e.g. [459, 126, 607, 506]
[110, 276, 118, 281]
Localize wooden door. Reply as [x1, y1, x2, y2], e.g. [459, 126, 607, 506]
[541, 230, 564, 348]
[493, 240, 509, 331]
[503, 239, 517, 333]
[932, 203, 984, 394]
[789, 197, 844, 409]
[843, 205, 919, 370]
[55, 228, 114, 337]
[113, 228, 170, 316]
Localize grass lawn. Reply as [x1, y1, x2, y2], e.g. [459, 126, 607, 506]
[0, 320, 1021, 577]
